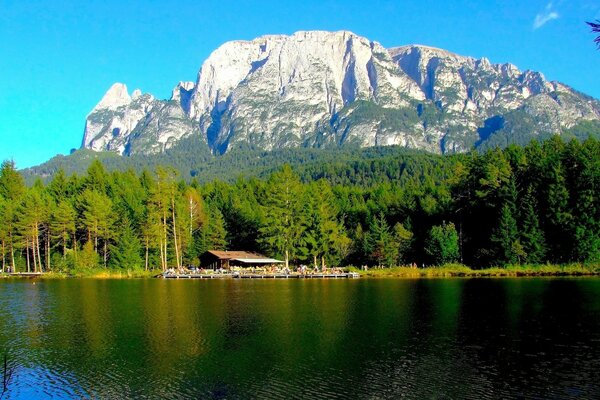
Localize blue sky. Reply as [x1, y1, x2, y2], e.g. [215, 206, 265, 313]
[1, 0, 599, 168]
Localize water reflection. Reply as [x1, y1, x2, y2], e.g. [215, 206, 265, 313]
[0, 278, 599, 398]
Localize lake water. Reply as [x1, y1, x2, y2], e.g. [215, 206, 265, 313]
[0, 278, 599, 399]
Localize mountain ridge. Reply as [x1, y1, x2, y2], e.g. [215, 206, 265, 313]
[81, 30, 600, 157]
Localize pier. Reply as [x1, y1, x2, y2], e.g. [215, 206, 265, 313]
[160, 272, 360, 279]
[1, 272, 44, 278]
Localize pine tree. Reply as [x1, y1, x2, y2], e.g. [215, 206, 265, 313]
[198, 205, 227, 254]
[110, 221, 143, 270]
[16, 187, 48, 272]
[424, 222, 459, 265]
[78, 240, 100, 270]
[545, 164, 573, 262]
[0, 160, 25, 271]
[259, 165, 304, 268]
[520, 187, 546, 264]
[51, 200, 76, 258]
[570, 142, 600, 262]
[80, 189, 114, 267]
[364, 212, 398, 268]
[490, 176, 520, 265]
[301, 180, 347, 268]
[393, 222, 414, 265]
[0, 195, 7, 272]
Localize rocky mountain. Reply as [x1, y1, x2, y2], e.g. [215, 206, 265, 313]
[82, 30, 600, 156]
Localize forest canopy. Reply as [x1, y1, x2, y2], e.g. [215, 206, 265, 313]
[1, 136, 598, 273]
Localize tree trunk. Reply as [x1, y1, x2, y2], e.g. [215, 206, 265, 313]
[63, 229, 67, 258]
[73, 233, 77, 261]
[27, 238, 32, 273]
[9, 231, 15, 272]
[46, 228, 50, 271]
[33, 232, 39, 273]
[321, 256, 325, 270]
[313, 255, 317, 269]
[285, 249, 289, 270]
[104, 240, 107, 268]
[1, 240, 5, 273]
[189, 197, 193, 238]
[36, 226, 43, 272]
[145, 238, 149, 271]
[172, 198, 181, 269]
[159, 239, 165, 271]
[162, 211, 168, 270]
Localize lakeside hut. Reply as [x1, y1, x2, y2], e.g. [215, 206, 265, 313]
[200, 250, 284, 270]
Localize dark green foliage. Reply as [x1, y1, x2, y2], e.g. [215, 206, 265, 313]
[110, 222, 143, 270]
[425, 223, 459, 265]
[519, 188, 546, 263]
[2, 136, 599, 271]
[363, 213, 398, 267]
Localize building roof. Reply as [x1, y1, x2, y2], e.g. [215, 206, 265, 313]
[232, 258, 284, 264]
[206, 250, 269, 260]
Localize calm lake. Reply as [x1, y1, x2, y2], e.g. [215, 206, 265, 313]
[1, 278, 599, 399]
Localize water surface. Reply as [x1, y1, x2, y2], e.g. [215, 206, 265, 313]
[1, 278, 599, 398]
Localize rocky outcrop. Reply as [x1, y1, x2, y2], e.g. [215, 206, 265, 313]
[82, 31, 600, 156]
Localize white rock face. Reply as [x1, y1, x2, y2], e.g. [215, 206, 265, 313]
[94, 83, 132, 110]
[186, 31, 428, 152]
[82, 31, 600, 156]
[82, 84, 156, 153]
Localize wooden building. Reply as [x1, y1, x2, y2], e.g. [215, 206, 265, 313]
[200, 250, 284, 270]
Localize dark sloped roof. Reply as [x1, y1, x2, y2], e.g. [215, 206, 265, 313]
[206, 250, 267, 260]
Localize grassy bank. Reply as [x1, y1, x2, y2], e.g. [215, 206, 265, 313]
[349, 263, 600, 278]
[0, 269, 160, 279]
[3, 264, 600, 279]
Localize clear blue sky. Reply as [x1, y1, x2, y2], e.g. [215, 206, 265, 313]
[1, 0, 599, 168]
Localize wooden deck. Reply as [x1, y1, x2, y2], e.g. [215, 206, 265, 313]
[1, 272, 44, 278]
[160, 272, 360, 279]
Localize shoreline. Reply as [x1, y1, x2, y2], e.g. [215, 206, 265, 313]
[349, 263, 600, 278]
[1, 263, 599, 279]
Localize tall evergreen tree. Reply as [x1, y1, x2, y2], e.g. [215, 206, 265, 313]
[259, 165, 304, 268]
[0, 160, 25, 271]
[51, 200, 76, 258]
[491, 177, 520, 265]
[364, 212, 398, 268]
[520, 187, 546, 264]
[424, 222, 459, 265]
[110, 221, 143, 270]
[80, 189, 114, 267]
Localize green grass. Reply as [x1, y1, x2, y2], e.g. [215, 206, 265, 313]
[14, 269, 161, 279]
[3, 263, 599, 280]
[349, 263, 600, 278]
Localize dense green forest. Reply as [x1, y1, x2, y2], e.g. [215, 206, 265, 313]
[1, 136, 598, 273]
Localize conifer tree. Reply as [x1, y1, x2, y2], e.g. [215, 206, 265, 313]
[51, 200, 76, 258]
[259, 165, 304, 268]
[364, 212, 398, 267]
[0, 161, 25, 271]
[425, 222, 459, 265]
[0, 195, 7, 272]
[545, 164, 573, 262]
[394, 222, 414, 265]
[16, 187, 47, 272]
[520, 187, 546, 264]
[110, 221, 143, 270]
[491, 177, 520, 265]
[80, 189, 114, 267]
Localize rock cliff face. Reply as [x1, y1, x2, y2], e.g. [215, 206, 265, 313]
[82, 31, 600, 156]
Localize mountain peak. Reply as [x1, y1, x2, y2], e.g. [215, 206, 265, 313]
[81, 30, 600, 157]
[93, 83, 131, 111]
